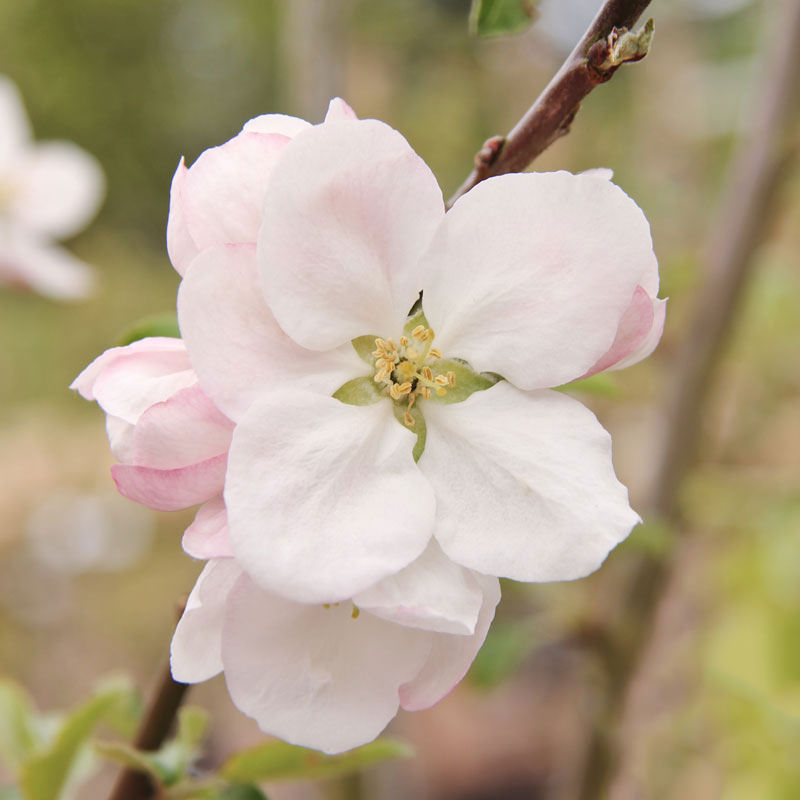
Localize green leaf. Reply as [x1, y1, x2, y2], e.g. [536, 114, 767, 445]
[558, 371, 620, 398]
[117, 312, 181, 346]
[0, 680, 40, 772]
[20, 677, 139, 800]
[469, 622, 537, 689]
[214, 786, 269, 800]
[219, 738, 413, 784]
[332, 376, 384, 406]
[392, 400, 427, 462]
[469, 0, 539, 38]
[424, 359, 500, 405]
[96, 706, 209, 789]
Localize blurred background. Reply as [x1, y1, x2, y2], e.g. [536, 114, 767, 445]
[1, 0, 799, 797]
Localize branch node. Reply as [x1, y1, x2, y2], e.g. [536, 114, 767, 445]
[473, 135, 506, 171]
[603, 18, 654, 69]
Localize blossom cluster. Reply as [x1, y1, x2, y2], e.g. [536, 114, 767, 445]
[73, 98, 664, 753]
[0, 76, 104, 300]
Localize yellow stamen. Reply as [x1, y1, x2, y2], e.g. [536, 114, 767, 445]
[411, 325, 425, 340]
[406, 347, 420, 361]
[436, 387, 447, 397]
[434, 374, 449, 386]
[429, 347, 442, 359]
[351, 605, 360, 619]
[404, 410, 415, 427]
[447, 371, 456, 387]
[399, 336, 409, 347]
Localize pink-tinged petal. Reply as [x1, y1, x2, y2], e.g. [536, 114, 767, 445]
[400, 574, 500, 711]
[0, 235, 94, 300]
[583, 285, 655, 376]
[171, 559, 242, 683]
[225, 390, 435, 604]
[419, 382, 640, 581]
[112, 453, 227, 512]
[131, 385, 233, 469]
[354, 540, 483, 635]
[221, 574, 432, 754]
[74, 338, 195, 424]
[324, 97, 358, 122]
[12, 142, 104, 239]
[105, 415, 135, 463]
[178, 244, 363, 421]
[166, 158, 198, 276]
[242, 114, 311, 136]
[183, 132, 290, 249]
[182, 496, 232, 559]
[0, 77, 31, 168]
[609, 296, 666, 371]
[422, 171, 658, 390]
[259, 119, 445, 351]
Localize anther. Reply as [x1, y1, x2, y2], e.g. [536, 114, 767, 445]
[436, 387, 447, 397]
[351, 605, 360, 619]
[434, 374, 449, 386]
[447, 371, 456, 386]
[411, 325, 425, 339]
[399, 336, 409, 347]
[429, 347, 442, 359]
[403, 410, 415, 427]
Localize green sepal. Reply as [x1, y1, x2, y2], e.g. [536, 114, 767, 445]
[558, 372, 620, 398]
[117, 312, 181, 346]
[469, 0, 540, 38]
[402, 309, 429, 337]
[332, 376, 384, 406]
[425, 359, 501, 405]
[219, 737, 413, 784]
[392, 402, 427, 463]
[0, 679, 40, 772]
[350, 335, 380, 366]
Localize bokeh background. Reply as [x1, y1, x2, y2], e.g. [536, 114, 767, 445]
[1, 0, 799, 798]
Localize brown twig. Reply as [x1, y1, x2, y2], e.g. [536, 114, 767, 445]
[447, 0, 653, 208]
[575, 2, 800, 797]
[108, 604, 189, 800]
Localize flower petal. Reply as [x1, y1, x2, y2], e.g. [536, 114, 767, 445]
[419, 381, 640, 581]
[130, 385, 233, 470]
[222, 573, 432, 754]
[354, 539, 483, 635]
[242, 114, 311, 136]
[183, 132, 290, 250]
[0, 77, 31, 168]
[171, 559, 242, 683]
[225, 389, 435, 604]
[112, 453, 227, 512]
[259, 118, 444, 351]
[400, 574, 500, 711]
[166, 158, 197, 276]
[608, 296, 666, 372]
[72, 338, 195, 423]
[182, 496, 233, 559]
[324, 97, 358, 122]
[0, 235, 94, 300]
[178, 243, 363, 421]
[422, 171, 658, 389]
[11, 141, 104, 239]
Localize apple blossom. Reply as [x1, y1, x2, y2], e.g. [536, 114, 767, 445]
[0, 76, 104, 299]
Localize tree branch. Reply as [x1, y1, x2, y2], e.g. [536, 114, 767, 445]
[447, 0, 653, 208]
[108, 603, 189, 800]
[576, 2, 800, 797]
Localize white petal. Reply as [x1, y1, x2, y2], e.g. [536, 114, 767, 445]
[354, 539, 483, 635]
[400, 574, 500, 711]
[259, 119, 444, 351]
[0, 77, 31, 168]
[0, 234, 94, 300]
[11, 142, 104, 238]
[242, 114, 311, 136]
[183, 132, 291, 249]
[608, 296, 666, 371]
[182, 496, 232, 559]
[166, 158, 198, 276]
[225, 390, 435, 604]
[323, 97, 358, 122]
[422, 171, 658, 389]
[178, 243, 363, 421]
[419, 382, 640, 581]
[170, 559, 242, 683]
[222, 574, 432, 754]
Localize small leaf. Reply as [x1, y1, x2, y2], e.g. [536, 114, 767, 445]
[219, 738, 413, 784]
[424, 359, 500, 405]
[469, 0, 539, 38]
[350, 335, 380, 366]
[117, 312, 181, 346]
[332, 376, 384, 406]
[94, 740, 162, 780]
[20, 677, 139, 800]
[392, 401, 427, 463]
[0, 680, 40, 771]
[559, 372, 620, 398]
[215, 786, 270, 800]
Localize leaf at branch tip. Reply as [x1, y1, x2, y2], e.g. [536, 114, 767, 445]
[117, 312, 181, 346]
[603, 18, 655, 68]
[219, 738, 413, 783]
[0, 679, 40, 772]
[469, 0, 540, 38]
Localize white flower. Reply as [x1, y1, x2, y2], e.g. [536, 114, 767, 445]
[0, 76, 104, 299]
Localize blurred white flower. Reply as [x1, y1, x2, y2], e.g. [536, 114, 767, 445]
[0, 76, 104, 300]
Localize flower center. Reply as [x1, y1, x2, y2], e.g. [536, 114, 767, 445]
[371, 324, 455, 427]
